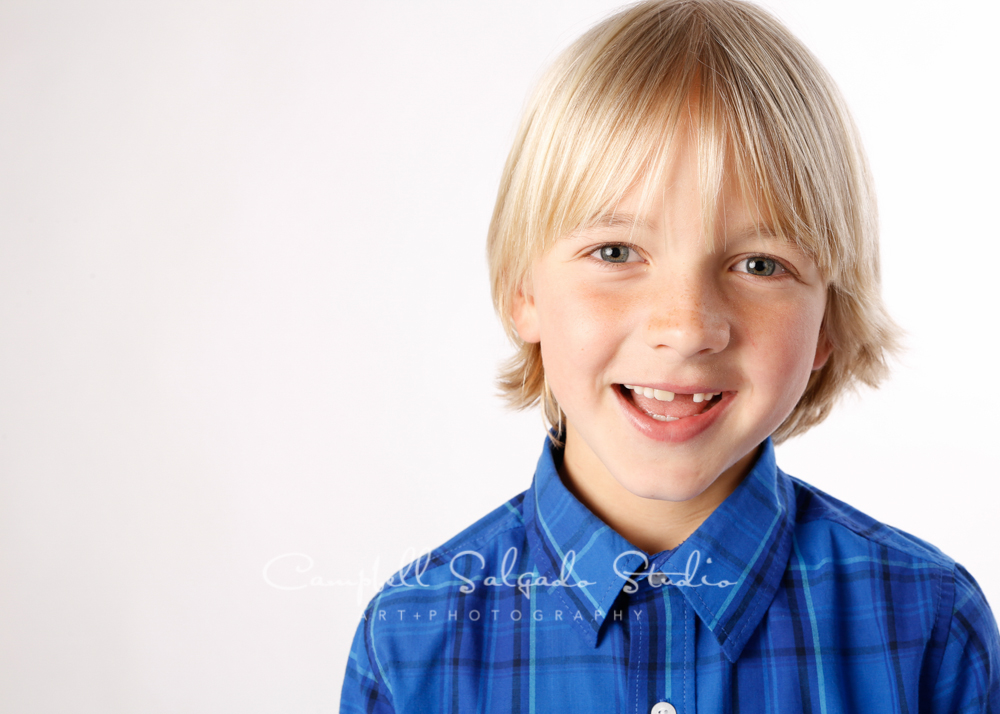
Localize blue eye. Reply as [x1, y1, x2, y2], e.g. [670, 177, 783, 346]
[595, 245, 632, 263]
[736, 256, 786, 276]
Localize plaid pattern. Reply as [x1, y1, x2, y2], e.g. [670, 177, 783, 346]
[341, 438, 1000, 713]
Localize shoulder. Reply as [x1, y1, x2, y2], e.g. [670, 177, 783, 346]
[784, 469, 974, 619]
[374, 490, 529, 597]
[787, 469, 954, 568]
[353, 488, 532, 629]
[432, 491, 530, 564]
[341, 490, 533, 710]
[781, 469, 963, 626]
[785, 471, 1000, 709]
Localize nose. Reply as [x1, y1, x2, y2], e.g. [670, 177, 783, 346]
[643, 280, 730, 358]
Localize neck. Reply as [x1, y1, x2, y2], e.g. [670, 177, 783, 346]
[555, 427, 758, 554]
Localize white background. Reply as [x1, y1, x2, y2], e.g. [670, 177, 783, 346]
[1, 1, 997, 711]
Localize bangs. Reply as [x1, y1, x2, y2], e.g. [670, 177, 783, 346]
[496, 0, 872, 283]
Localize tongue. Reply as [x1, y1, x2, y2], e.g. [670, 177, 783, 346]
[630, 390, 711, 419]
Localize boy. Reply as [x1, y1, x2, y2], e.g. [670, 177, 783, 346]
[341, 1, 999, 711]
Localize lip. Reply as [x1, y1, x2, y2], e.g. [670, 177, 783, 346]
[614, 384, 734, 443]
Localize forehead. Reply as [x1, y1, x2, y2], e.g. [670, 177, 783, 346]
[565, 137, 796, 255]
[568, 209, 798, 257]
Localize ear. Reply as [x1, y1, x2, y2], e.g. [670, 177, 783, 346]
[812, 328, 833, 371]
[511, 275, 541, 344]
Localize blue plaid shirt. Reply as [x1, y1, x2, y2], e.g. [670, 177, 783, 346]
[341, 437, 1000, 713]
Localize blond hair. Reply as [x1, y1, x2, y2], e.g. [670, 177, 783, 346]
[487, 0, 901, 444]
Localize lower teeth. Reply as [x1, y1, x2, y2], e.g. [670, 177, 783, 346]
[648, 413, 679, 422]
[641, 395, 720, 422]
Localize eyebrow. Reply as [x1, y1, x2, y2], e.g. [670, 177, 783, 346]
[568, 215, 783, 240]
[594, 213, 652, 229]
[724, 224, 783, 243]
[565, 213, 653, 238]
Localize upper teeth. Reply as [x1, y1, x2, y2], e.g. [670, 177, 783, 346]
[623, 385, 720, 402]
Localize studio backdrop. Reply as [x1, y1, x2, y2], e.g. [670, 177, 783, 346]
[0, 0, 996, 711]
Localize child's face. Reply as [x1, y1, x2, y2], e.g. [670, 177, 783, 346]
[513, 130, 831, 504]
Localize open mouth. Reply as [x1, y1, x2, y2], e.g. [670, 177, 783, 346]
[618, 384, 726, 422]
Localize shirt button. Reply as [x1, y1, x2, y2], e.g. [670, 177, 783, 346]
[651, 703, 676, 714]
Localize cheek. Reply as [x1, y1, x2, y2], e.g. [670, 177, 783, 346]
[739, 299, 825, 395]
[536, 282, 628, 354]
[534, 281, 630, 393]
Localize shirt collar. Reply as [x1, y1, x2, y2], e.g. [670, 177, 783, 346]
[523, 435, 795, 661]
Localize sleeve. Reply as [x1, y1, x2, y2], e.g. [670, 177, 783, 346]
[925, 563, 1000, 713]
[339, 609, 396, 714]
